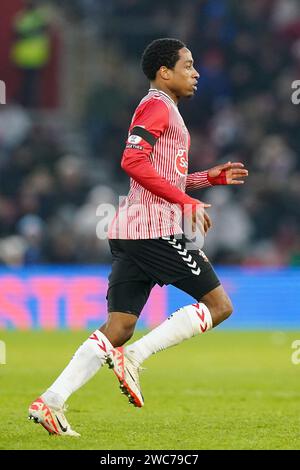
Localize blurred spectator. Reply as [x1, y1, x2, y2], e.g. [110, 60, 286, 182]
[47, 228, 79, 264]
[84, 79, 129, 160]
[0, 104, 32, 152]
[55, 154, 90, 207]
[17, 214, 46, 264]
[0, 235, 27, 267]
[204, 187, 253, 260]
[10, 0, 51, 107]
[0, 196, 18, 237]
[73, 185, 117, 263]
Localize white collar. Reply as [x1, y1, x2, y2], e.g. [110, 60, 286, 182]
[148, 88, 177, 106]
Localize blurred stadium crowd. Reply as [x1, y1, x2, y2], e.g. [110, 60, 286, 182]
[0, 0, 299, 267]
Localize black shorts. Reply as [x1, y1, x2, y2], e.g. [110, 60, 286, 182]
[107, 234, 221, 316]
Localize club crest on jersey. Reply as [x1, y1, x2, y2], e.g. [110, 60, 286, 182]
[175, 149, 188, 176]
[128, 134, 142, 144]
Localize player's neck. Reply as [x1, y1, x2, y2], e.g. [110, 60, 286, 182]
[149, 82, 179, 105]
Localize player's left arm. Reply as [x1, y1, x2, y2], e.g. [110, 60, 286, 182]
[186, 161, 248, 191]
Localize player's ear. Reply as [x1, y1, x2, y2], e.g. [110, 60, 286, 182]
[159, 66, 172, 81]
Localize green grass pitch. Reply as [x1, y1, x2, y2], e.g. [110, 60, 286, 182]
[0, 329, 299, 450]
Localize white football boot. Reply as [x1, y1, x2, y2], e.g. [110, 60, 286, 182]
[28, 397, 80, 437]
[106, 346, 144, 407]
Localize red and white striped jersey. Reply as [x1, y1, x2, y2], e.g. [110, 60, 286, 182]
[109, 89, 211, 239]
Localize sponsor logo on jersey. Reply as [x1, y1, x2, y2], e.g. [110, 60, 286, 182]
[126, 144, 143, 150]
[128, 134, 142, 144]
[175, 149, 188, 176]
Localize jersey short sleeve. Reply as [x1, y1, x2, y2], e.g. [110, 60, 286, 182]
[126, 98, 169, 150]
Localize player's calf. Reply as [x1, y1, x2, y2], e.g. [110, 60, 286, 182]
[201, 286, 233, 327]
[99, 311, 137, 347]
[213, 296, 233, 325]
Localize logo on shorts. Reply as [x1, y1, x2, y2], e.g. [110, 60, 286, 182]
[175, 149, 188, 176]
[198, 249, 209, 262]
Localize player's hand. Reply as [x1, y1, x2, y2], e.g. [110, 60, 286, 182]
[192, 207, 211, 235]
[183, 199, 212, 236]
[207, 161, 248, 185]
[203, 209, 212, 234]
[188, 201, 211, 235]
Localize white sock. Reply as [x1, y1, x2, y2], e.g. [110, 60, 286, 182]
[125, 303, 213, 366]
[42, 330, 113, 409]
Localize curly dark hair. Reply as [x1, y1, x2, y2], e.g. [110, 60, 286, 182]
[141, 38, 186, 81]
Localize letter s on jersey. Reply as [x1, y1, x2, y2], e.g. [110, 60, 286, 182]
[175, 149, 188, 176]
